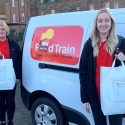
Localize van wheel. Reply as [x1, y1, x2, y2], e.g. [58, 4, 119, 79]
[31, 97, 64, 125]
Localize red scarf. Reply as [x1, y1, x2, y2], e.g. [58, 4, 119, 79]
[96, 41, 113, 97]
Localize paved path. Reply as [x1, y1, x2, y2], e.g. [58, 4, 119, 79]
[13, 83, 32, 125]
[13, 83, 76, 125]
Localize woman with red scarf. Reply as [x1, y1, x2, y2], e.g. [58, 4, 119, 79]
[0, 20, 21, 125]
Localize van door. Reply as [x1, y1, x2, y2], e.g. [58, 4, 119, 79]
[114, 13, 125, 37]
[114, 13, 125, 125]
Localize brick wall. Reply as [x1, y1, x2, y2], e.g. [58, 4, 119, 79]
[4, 0, 125, 32]
[36, 0, 125, 15]
[37, 0, 89, 15]
[5, 1, 11, 22]
[5, 0, 30, 32]
[0, 0, 5, 14]
[30, 0, 39, 16]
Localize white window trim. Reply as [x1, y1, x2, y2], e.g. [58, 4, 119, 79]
[21, 0, 24, 6]
[40, 0, 44, 3]
[12, 13, 16, 23]
[114, 2, 119, 8]
[12, 0, 15, 7]
[105, 2, 110, 8]
[21, 13, 25, 22]
[89, 4, 94, 10]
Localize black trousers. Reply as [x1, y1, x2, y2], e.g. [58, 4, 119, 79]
[0, 87, 16, 122]
[91, 105, 123, 125]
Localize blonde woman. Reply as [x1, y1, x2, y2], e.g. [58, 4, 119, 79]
[79, 8, 125, 125]
[0, 20, 21, 125]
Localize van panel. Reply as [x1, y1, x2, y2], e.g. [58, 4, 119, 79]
[23, 11, 96, 69]
[22, 8, 125, 125]
[31, 26, 83, 65]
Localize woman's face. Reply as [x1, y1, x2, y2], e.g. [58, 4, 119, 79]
[96, 12, 112, 35]
[0, 26, 7, 39]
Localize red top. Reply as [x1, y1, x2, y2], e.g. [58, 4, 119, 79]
[96, 41, 113, 97]
[0, 39, 10, 59]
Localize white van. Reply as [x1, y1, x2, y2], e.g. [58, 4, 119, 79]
[21, 8, 125, 125]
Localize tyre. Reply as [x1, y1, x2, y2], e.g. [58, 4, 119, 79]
[31, 97, 65, 125]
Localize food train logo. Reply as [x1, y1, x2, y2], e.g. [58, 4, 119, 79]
[35, 29, 54, 52]
[35, 29, 75, 55]
[31, 26, 83, 65]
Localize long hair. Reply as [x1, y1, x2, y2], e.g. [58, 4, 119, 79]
[0, 20, 9, 36]
[90, 8, 119, 57]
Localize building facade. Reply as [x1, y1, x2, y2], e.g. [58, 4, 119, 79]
[35, 0, 125, 15]
[4, 0, 125, 32]
[5, 0, 31, 32]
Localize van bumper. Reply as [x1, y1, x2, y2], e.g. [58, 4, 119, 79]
[21, 84, 31, 110]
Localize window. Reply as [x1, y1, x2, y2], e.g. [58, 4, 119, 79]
[21, 0, 24, 6]
[105, 2, 110, 8]
[12, 13, 16, 23]
[75, 6, 80, 11]
[89, 4, 94, 10]
[40, 0, 59, 3]
[21, 13, 25, 22]
[40, 0, 44, 3]
[114, 2, 119, 8]
[40, 0, 60, 3]
[50, 9, 55, 14]
[12, 0, 15, 7]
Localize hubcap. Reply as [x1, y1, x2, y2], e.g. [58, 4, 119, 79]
[35, 104, 57, 125]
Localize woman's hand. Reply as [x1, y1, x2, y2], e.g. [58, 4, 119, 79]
[83, 102, 90, 113]
[115, 52, 125, 61]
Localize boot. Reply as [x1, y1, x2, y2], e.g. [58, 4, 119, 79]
[0, 121, 6, 125]
[8, 121, 13, 125]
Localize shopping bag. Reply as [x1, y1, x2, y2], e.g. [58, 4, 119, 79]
[0, 56, 16, 90]
[100, 58, 125, 115]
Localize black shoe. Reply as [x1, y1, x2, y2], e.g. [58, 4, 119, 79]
[8, 121, 13, 125]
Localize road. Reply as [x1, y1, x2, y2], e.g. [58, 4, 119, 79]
[13, 83, 32, 125]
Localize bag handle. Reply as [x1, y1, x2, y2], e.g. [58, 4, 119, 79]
[112, 58, 124, 67]
[0, 52, 5, 59]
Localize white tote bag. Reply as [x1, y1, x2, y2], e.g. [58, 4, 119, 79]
[100, 58, 125, 115]
[0, 56, 16, 90]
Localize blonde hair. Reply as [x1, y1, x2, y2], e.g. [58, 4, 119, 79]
[0, 20, 9, 36]
[90, 8, 119, 57]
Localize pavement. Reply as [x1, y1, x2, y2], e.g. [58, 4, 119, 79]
[13, 83, 32, 125]
[13, 83, 76, 125]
